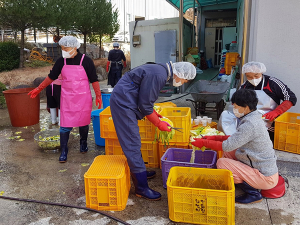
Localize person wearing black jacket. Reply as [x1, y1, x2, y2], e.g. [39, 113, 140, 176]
[240, 61, 297, 141]
[106, 42, 126, 87]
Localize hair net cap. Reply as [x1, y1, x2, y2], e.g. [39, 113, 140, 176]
[59, 36, 81, 49]
[172, 62, 196, 80]
[113, 42, 120, 47]
[242, 61, 267, 74]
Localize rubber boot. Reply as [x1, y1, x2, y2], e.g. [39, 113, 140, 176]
[147, 170, 156, 179]
[131, 171, 161, 200]
[79, 125, 89, 153]
[50, 108, 57, 125]
[235, 182, 263, 204]
[59, 131, 70, 163]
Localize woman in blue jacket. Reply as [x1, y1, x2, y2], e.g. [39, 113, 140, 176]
[110, 62, 196, 200]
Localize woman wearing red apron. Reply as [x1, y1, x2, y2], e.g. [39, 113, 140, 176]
[29, 36, 102, 162]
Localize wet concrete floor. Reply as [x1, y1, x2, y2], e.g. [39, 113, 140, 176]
[0, 82, 300, 224]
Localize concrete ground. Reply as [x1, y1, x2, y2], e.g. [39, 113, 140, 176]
[0, 79, 299, 225]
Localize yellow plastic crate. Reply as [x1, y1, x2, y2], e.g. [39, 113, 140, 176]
[84, 155, 130, 211]
[158, 142, 190, 168]
[274, 112, 300, 154]
[191, 122, 218, 130]
[99, 106, 156, 140]
[105, 138, 159, 168]
[167, 167, 235, 225]
[225, 52, 239, 74]
[160, 107, 191, 143]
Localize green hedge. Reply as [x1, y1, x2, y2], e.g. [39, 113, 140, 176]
[0, 82, 7, 108]
[0, 42, 20, 72]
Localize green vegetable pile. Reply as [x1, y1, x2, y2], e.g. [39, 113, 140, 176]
[189, 126, 225, 163]
[155, 117, 176, 145]
[36, 135, 60, 150]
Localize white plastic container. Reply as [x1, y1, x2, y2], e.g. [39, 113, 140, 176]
[207, 118, 212, 124]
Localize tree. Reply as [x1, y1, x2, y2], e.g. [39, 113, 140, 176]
[92, 2, 119, 57]
[0, 0, 48, 67]
[72, 0, 119, 54]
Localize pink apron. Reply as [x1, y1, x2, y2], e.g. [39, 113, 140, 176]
[60, 54, 92, 127]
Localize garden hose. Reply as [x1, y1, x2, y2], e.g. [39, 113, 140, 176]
[0, 195, 131, 225]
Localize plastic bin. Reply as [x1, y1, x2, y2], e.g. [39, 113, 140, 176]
[161, 148, 217, 188]
[158, 142, 190, 168]
[102, 94, 111, 109]
[101, 88, 113, 109]
[167, 167, 235, 225]
[160, 107, 191, 143]
[100, 106, 156, 140]
[91, 109, 105, 146]
[84, 155, 130, 211]
[105, 138, 159, 168]
[274, 112, 300, 154]
[225, 52, 239, 75]
[3, 88, 40, 127]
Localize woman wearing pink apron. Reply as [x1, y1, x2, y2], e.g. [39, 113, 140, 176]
[29, 36, 102, 162]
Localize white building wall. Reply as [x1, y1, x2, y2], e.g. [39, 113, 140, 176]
[248, 0, 300, 113]
[110, 0, 178, 32]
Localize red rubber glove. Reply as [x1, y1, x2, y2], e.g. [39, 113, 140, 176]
[203, 135, 230, 141]
[28, 77, 53, 98]
[92, 82, 102, 109]
[191, 138, 223, 151]
[263, 100, 293, 121]
[123, 61, 127, 68]
[146, 110, 171, 132]
[154, 110, 163, 118]
[106, 61, 110, 72]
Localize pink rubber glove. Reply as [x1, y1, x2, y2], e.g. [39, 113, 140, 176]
[92, 82, 102, 109]
[191, 138, 223, 151]
[263, 100, 293, 121]
[28, 77, 53, 98]
[146, 110, 171, 132]
[202, 135, 230, 141]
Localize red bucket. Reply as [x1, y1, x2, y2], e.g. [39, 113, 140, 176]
[3, 88, 40, 127]
[261, 175, 288, 199]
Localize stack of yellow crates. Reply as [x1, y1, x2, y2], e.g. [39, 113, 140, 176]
[100, 106, 159, 168]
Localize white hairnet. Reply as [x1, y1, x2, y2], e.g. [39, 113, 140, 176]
[113, 42, 119, 47]
[172, 62, 196, 80]
[59, 36, 81, 49]
[242, 61, 267, 74]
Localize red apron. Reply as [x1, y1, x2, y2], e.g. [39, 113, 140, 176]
[60, 54, 92, 127]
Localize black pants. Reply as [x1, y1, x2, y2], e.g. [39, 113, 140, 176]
[46, 84, 61, 109]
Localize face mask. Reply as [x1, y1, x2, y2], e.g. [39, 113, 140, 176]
[248, 77, 262, 86]
[62, 48, 75, 58]
[233, 107, 245, 118]
[173, 79, 182, 87]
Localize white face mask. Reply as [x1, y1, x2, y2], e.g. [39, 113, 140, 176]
[173, 79, 182, 87]
[248, 77, 262, 86]
[233, 107, 245, 118]
[62, 48, 75, 58]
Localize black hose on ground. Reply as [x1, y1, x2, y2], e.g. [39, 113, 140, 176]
[0, 195, 131, 225]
